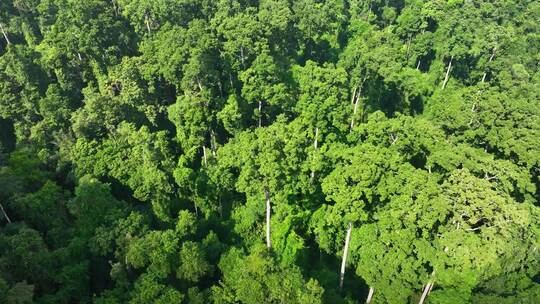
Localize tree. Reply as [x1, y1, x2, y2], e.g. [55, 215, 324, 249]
[0, 45, 47, 141]
[213, 6, 267, 72]
[70, 122, 175, 221]
[212, 246, 324, 304]
[292, 0, 346, 61]
[292, 61, 349, 181]
[240, 51, 291, 127]
[1, 1, 539, 303]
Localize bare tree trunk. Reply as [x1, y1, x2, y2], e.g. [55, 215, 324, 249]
[112, 0, 119, 16]
[202, 146, 208, 167]
[350, 85, 357, 105]
[210, 129, 217, 157]
[264, 187, 272, 249]
[350, 93, 360, 130]
[0, 23, 11, 45]
[418, 281, 434, 304]
[415, 29, 426, 70]
[428, 281, 435, 294]
[218, 195, 223, 218]
[218, 78, 224, 97]
[350, 82, 364, 131]
[240, 47, 246, 68]
[442, 55, 453, 89]
[366, 287, 375, 304]
[258, 100, 263, 128]
[339, 222, 352, 289]
[197, 79, 203, 92]
[0, 202, 11, 223]
[313, 127, 319, 150]
[144, 15, 151, 34]
[406, 36, 412, 59]
[481, 47, 496, 83]
[310, 127, 319, 183]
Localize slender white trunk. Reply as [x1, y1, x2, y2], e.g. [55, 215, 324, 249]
[77, 52, 82, 61]
[145, 16, 151, 33]
[0, 202, 11, 223]
[339, 222, 352, 289]
[0, 23, 11, 45]
[442, 55, 453, 89]
[112, 0, 119, 16]
[202, 146, 208, 167]
[210, 129, 217, 157]
[350, 85, 357, 105]
[418, 281, 434, 304]
[197, 79, 203, 92]
[366, 287, 375, 304]
[218, 79, 223, 97]
[428, 281, 435, 294]
[240, 47, 246, 67]
[264, 187, 271, 249]
[258, 100, 263, 128]
[350, 84, 363, 130]
[313, 127, 319, 150]
[481, 47, 496, 83]
[310, 127, 319, 183]
[416, 59, 421, 70]
[351, 94, 360, 129]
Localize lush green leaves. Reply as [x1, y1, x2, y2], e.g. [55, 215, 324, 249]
[0, 1, 538, 303]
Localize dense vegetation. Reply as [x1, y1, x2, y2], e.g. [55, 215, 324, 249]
[1, 0, 539, 303]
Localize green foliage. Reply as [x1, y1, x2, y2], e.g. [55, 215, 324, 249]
[212, 246, 323, 304]
[176, 241, 212, 282]
[0, 1, 539, 303]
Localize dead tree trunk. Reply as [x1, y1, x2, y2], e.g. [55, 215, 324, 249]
[0, 202, 11, 223]
[481, 47, 497, 83]
[442, 55, 453, 89]
[366, 287, 375, 304]
[264, 186, 271, 250]
[339, 222, 353, 289]
[0, 23, 11, 45]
